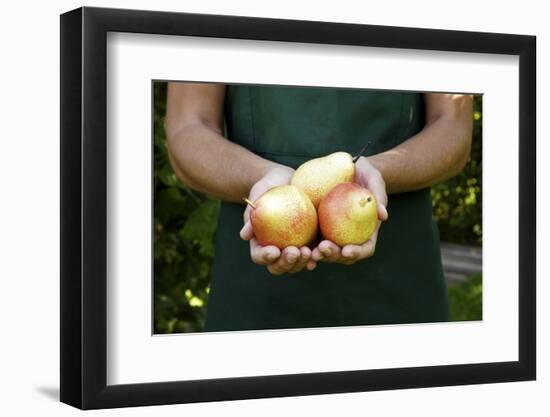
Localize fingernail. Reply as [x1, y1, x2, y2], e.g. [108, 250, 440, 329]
[322, 248, 332, 256]
[266, 253, 278, 261]
[287, 255, 298, 263]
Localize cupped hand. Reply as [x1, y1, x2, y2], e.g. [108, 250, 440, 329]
[240, 165, 317, 274]
[312, 157, 388, 265]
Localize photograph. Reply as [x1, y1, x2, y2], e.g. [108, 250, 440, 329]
[56, 5, 537, 410]
[153, 82, 483, 334]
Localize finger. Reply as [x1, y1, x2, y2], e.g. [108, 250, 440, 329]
[342, 229, 378, 261]
[317, 240, 341, 263]
[289, 247, 310, 273]
[250, 239, 281, 265]
[267, 246, 300, 275]
[340, 244, 362, 265]
[240, 221, 254, 240]
[378, 203, 389, 221]
[267, 264, 285, 275]
[342, 243, 371, 261]
[311, 247, 324, 262]
[306, 260, 317, 271]
[366, 174, 388, 208]
[242, 204, 251, 223]
[341, 245, 357, 258]
[289, 247, 311, 274]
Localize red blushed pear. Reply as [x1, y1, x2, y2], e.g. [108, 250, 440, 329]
[244, 185, 318, 249]
[318, 183, 378, 246]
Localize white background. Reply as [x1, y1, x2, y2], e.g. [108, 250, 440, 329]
[108, 34, 519, 384]
[0, 0, 546, 416]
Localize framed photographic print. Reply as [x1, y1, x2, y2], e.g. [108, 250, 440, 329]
[60, 6, 536, 409]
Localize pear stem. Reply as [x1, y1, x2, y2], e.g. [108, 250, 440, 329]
[243, 197, 256, 209]
[352, 141, 372, 163]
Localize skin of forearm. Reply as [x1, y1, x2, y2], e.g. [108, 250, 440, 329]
[368, 115, 473, 194]
[166, 122, 280, 202]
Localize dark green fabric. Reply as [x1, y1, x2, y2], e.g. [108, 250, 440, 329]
[204, 85, 449, 332]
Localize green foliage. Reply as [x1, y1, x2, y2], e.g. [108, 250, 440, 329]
[153, 83, 220, 334]
[153, 84, 483, 333]
[448, 273, 483, 321]
[431, 96, 482, 246]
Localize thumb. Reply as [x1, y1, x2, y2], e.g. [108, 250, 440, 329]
[378, 203, 388, 221]
[240, 221, 254, 241]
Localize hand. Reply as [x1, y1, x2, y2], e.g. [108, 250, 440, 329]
[312, 157, 388, 265]
[240, 165, 317, 275]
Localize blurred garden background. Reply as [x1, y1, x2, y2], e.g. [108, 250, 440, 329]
[153, 82, 482, 334]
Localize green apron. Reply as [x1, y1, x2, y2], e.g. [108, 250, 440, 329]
[204, 85, 449, 332]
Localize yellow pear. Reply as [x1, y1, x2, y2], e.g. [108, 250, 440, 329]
[291, 152, 355, 208]
[318, 183, 378, 246]
[246, 185, 318, 249]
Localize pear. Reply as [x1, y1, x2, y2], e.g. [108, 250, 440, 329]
[318, 183, 378, 246]
[291, 152, 355, 208]
[245, 185, 318, 249]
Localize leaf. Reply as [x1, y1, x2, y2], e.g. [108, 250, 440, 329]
[180, 199, 221, 257]
[155, 187, 192, 225]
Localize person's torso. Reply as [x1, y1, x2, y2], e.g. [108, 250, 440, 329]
[204, 85, 449, 332]
[224, 85, 425, 168]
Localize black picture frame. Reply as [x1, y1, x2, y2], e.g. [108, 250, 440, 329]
[60, 6, 536, 410]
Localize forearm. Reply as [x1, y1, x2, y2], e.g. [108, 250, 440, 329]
[166, 122, 281, 202]
[369, 113, 472, 194]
